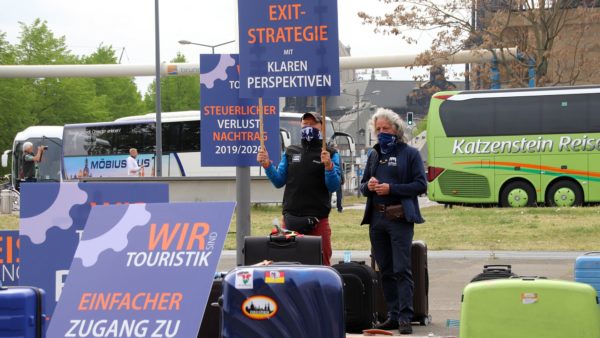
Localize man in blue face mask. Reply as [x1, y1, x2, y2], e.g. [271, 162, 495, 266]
[359, 108, 427, 335]
[257, 112, 341, 266]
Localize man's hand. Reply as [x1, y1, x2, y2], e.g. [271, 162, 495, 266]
[257, 148, 271, 168]
[373, 183, 390, 196]
[368, 177, 379, 192]
[321, 150, 333, 170]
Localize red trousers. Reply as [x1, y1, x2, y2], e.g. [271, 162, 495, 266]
[282, 217, 332, 266]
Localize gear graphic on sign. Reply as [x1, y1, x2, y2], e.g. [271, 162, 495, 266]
[74, 203, 151, 267]
[200, 54, 236, 89]
[21, 183, 88, 244]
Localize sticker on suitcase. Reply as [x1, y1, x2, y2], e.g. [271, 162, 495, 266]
[265, 270, 286, 283]
[242, 295, 278, 320]
[235, 270, 254, 289]
[521, 292, 538, 304]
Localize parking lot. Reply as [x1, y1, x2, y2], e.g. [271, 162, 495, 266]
[217, 250, 582, 337]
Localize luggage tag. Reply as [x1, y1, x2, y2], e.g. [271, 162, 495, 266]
[271, 218, 302, 239]
[363, 328, 394, 336]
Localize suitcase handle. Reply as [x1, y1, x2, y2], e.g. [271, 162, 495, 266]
[269, 234, 297, 244]
[267, 240, 298, 249]
[483, 264, 511, 272]
[337, 260, 366, 265]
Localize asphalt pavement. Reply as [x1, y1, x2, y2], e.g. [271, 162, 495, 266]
[216, 250, 583, 337]
[216, 197, 585, 337]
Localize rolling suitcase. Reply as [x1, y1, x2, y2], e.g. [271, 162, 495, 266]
[470, 264, 518, 282]
[221, 264, 345, 338]
[575, 252, 600, 305]
[411, 240, 430, 325]
[0, 286, 46, 338]
[332, 261, 379, 332]
[372, 240, 431, 326]
[243, 234, 322, 265]
[460, 277, 600, 338]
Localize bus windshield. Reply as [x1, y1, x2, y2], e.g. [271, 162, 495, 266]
[13, 137, 62, 185]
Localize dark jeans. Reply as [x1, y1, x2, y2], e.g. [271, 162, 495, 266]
[370, 210, 414, 323]
[336, 186, 343, 211]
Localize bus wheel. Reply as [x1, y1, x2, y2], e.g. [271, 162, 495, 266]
[500, 181, 536, 208]
[547, 181, 583, 207]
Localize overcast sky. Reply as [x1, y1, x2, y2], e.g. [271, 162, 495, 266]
[2, 0, 450, 92]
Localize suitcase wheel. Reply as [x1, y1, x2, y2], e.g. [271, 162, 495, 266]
[419, 314, 432, 326]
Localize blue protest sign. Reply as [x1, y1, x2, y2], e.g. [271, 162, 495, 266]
[0, 230, 19, 286]
[237, 0, 340, 98]
[47, 202, 234, 338]
[200, 54, 280, 166]
[19, 182, 169, 317]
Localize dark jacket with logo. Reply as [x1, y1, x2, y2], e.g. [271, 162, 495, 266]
[22, 153, 35, 179]
[265, 140, 340, 219]
[360, 142, 427, 224]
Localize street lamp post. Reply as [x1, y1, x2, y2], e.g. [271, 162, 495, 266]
[340, 89, 380, 196]
[154, 0, 163, 176]
[340, 89, 381, 145]
[178, 39, 236, 54]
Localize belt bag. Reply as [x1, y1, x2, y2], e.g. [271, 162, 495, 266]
[385, 204, 405, 221]
[284, 214, 319, 234]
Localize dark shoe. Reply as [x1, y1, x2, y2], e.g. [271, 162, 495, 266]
[399, 322, 413, 334]
[337, 208, 343, 213]
[374, 318, 399, 330]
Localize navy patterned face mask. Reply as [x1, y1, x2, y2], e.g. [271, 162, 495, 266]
[378, 132, 397, 154]
[301, 126, 322, 142]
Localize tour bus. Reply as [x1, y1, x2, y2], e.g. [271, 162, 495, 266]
[426, 85, 600, 207]
[1, 126, 63, 190]
[61, 111, 354, 179]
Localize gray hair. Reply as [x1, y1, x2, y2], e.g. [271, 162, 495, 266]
[370, 108, 408, 143]
[22, 142, 33, 152]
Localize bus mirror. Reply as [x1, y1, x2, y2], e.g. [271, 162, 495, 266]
[1, 151, 9, 168]
[280, 128, 291, 150]
[332, 132, 356, 155]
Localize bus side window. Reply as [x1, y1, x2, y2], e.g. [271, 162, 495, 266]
[180, 121, 200, 152]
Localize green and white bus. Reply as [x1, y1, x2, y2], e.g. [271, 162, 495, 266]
[426, 85, 600, 207]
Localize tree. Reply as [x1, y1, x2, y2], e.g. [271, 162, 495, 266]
[0, 19, 155, 177]
[359, 0, 600, 87]
[16, 19, 76, 65]
[14, 19, 110, 124]
[144, 52, 200, 112]
[0, 32, 36, 175]
[83, 45, 146, 119]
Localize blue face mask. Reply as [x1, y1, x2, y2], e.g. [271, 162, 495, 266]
[378, 133, 397, 154]
[301, 126, 322, 142]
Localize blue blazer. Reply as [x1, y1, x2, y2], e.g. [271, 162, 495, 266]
[360, 142, 427, 225]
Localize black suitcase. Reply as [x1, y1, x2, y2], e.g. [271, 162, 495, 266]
[332, 261, 379, 333]
[197, 277, 223, 338]
[243, 234, 322, 265]
[470, 264, 518, 282]
[372, 240, 431, 326]
[411, 240, 430, 325]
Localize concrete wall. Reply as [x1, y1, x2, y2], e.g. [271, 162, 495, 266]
[81, 177, 283, 204]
